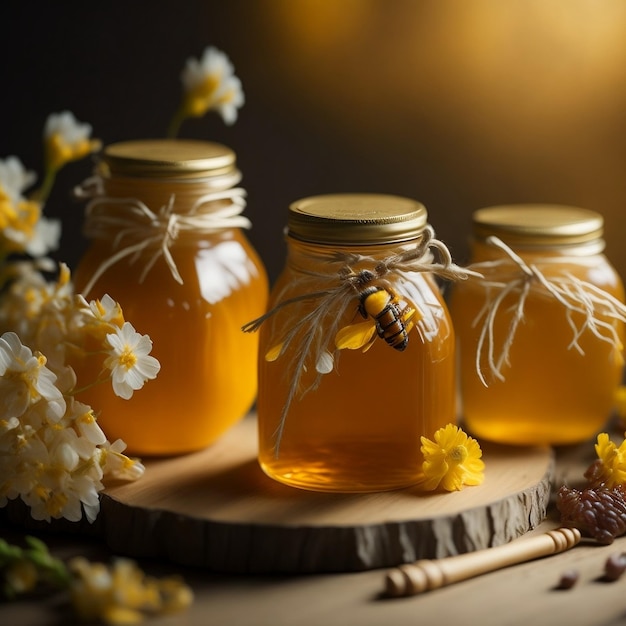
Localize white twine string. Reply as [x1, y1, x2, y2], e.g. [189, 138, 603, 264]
[243, 225, 476, 456]
[75, 176, 251, 296]
[469, 236, 626, 386]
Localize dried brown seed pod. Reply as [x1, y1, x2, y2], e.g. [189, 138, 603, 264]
[583, 459, 605, 488]
[604, 552, 626, 581]
[555, 569, 579, 590]
[556, 485, 626, 545]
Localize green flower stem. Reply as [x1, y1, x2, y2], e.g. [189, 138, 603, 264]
[1, 536, 71, 599]
[167, 107, 187, 139]
[31, 166, 59, 204]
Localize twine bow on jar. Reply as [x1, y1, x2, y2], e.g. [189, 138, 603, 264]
[469, 236, 626, 386]
[74, 177, 251, 296]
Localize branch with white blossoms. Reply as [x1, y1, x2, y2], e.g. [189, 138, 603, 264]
[167, 45, 245, 137]
[0, 263, 160, 523]
[0, 111, 99, 266]
[0, 113, 160, 525]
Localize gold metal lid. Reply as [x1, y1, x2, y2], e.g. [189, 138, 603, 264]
[288, 194, 428, 245]
[101, 139, 236, 179]
[473, 204, 604, 247]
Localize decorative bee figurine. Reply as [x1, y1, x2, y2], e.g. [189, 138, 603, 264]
[335, 269, 418, 352]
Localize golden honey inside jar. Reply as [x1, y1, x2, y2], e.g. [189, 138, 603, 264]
[450, 204, 625, 446]
[254, 194, 456, 492]
[72, 139, 268, 455]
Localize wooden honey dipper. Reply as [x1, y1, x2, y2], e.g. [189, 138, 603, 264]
[384, 526, 582, 597]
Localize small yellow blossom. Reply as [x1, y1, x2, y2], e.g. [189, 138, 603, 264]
[168, 45, 244, 137]
[590, 432, 626, 489]
[419, 423, 485, 491]
[4, 559, 38, 594]
[1, 536, 193, 620]
[69, 557, 193, 624]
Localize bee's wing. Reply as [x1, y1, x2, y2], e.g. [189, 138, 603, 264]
[335, 319, 377, 350]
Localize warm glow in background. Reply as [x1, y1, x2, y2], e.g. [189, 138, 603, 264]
[3, 0, 626, 282]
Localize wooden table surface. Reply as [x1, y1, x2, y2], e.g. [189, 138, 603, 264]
[3, 439, 626, 626]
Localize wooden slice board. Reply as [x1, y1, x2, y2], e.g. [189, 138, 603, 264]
[90, 414, 553, 574]
[2, 414, 554, 574]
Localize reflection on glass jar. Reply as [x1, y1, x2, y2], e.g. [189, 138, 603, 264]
[73, 139, 268, 455]
[450, 204, 626, 446]
[250, 193, 466, 492]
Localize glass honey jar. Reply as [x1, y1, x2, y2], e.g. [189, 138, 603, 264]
[72, 139, 269, 455]
[250, 193, 460, 492]
[450, 204, 626, 446]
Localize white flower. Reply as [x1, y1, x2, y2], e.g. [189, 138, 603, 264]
[44, 111, 101, 171]
[0, 156, 36, 201]
[44, 111, 94, 149]
[85, 293, 124, 326]
[0, 157, 42, 254]
[0, 332, 65, 421]
[70, 399, 107, 445]
[0, 265, 76, 373]
[181, 46, 244, 124]
[25, 215, 61, 257]
[104, 322, 160, 399]
[97, 438, 145, 481]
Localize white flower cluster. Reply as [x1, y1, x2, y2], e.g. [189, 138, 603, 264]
[0, 263, 159, 523]
[0, 113, 159, 525]
[0, 156, 60, 258]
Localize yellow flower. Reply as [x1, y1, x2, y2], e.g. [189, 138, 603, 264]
[69, 557, 193, 624]
[591, 432, 626, 489]
[4, 559, 38, 595]
[419, 424, 485, 491]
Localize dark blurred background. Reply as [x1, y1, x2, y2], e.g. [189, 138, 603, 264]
[3, 0, 626, 285]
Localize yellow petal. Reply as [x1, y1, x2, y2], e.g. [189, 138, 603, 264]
[265, 342, 284, 362]
[335, 320, 377, 350]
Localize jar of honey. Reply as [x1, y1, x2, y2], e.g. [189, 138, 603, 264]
[251, 194, 458, 492]
[72, 139, 268, 455]
[450, 204, 625, 446]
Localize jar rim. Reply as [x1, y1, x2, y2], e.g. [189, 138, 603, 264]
[288, 193, 428, 245]
[100, 139, 236, 179]
[472, 204, 604, 247]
